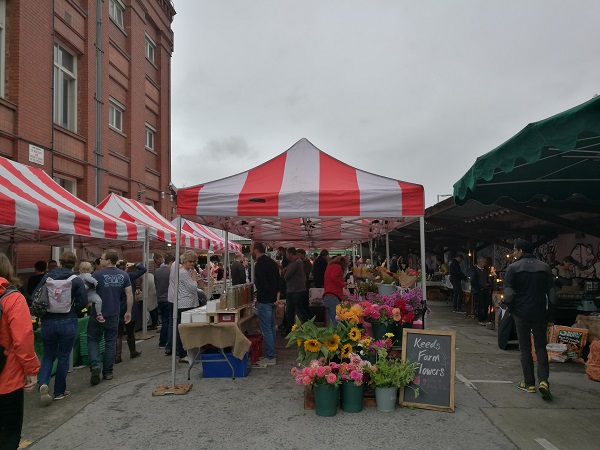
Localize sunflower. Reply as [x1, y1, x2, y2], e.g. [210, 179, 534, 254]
[304, 339, 321, 353]
[291, 323, 298, 331]
[348, 327, 360, 342]
[297, 339, 303, 347]
[323, 334, 341, 352]
[341, 343, 352, 359]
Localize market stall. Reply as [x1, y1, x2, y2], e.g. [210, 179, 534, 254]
[170, 138, 426, 386]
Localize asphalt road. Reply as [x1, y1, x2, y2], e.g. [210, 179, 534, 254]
[20, 300, 600, 450]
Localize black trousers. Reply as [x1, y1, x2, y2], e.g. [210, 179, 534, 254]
[285, 291, 309, 334]
[451, 282, 463, 311]
[513, 313, 549, 385]
[475, 290, 491, 322]
[0, 388, 24, 450]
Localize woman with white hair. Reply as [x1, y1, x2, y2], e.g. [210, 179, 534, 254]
[166, 250, 200, 362]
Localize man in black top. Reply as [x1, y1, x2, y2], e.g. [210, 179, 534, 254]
[252, 242, 280, 365]
[504, 239, 555, 401]
[312, 249, 329, 288]
[27, 261, 47, 297]
[449, 254, 467, 313]
[470, 257, 490, 325]
[231, 253, 246, 286]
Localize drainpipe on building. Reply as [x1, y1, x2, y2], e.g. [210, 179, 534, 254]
[94, 0, 103, 204]
[51, 0, 55, 178]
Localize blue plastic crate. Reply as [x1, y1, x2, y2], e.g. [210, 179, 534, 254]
[200, 350, 251, 378]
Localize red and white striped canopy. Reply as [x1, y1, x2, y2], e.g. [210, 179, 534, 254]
[177, 138, 424, 247]
[97, 193, 210, 250]
[0, 156, 144, 244]
[176, 218, 242, 253]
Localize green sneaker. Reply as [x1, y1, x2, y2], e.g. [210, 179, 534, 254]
[539, 381, 553, 401]
[516, 381, 536, 393]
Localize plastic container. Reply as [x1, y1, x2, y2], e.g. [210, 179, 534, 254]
[200, 351, 251, 378]
[246, 334, 264, 363]
[378, 284, 396, 296]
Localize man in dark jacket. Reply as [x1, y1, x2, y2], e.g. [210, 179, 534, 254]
[231, 253, 246, 286]
[252, 242, 280, 365]
[449, 254, 467, 313]
[470, 257, 491, 325]
[504, 239, 555, 401]
[283, 247, 310, 335]
[312, 249, 329, 288]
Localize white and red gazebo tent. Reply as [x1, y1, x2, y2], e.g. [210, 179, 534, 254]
[97, 193, 207, 250]
[0, 156, 145, 248]
[177, 138, 424, 248]
[176, 218, 242, 253]
[168, 138, 427, 386]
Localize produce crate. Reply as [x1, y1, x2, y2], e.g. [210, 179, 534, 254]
[200, 350, 251, 378]
[246, 333, 263, 363]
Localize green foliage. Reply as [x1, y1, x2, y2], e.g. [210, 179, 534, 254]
[366, 347, 418, 389]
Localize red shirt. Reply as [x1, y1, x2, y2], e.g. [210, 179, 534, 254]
[323, 264, 345, 300]
[0, 278, 40, 394]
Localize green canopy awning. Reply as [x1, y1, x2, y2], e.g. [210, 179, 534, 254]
[453, 96, 600, 206]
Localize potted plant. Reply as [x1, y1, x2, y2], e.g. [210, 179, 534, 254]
[355, 333, 394, 365]
[366, 347, 418, 412]
[291, 359, 341, 416]
[285, 318, 342, 364]
[338, 353, 372, 413]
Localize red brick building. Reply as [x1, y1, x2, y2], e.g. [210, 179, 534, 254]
[0, 0, 176, 216]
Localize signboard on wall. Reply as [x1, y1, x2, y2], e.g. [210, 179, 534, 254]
[28, 144, 44, 165]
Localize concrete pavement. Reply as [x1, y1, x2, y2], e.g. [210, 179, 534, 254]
[21, 300, 600, 450]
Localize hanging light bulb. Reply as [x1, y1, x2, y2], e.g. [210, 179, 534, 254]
[468, 251, 472, 257]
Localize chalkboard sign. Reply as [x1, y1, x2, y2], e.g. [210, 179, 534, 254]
[399, 329, 456, 412]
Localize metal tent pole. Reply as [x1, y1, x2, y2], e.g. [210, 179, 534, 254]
[419, 217, 427, 329]
[171, 216, 182, 388]
[142, 228, 149, 338]
[385, 231, 390, 269]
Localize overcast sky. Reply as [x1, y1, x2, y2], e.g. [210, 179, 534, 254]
[170, 0, 599, 207]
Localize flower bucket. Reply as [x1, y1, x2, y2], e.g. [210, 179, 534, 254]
[340, 382, 364, 413]
[372, 322, 396, 341]
[378, 283, 396, 296]
[375, 386, 398, 412]
[314, 384, 339, 417]
[392, 322, 412, 347]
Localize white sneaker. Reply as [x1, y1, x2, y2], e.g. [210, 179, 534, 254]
[263, 358, 276, 365]
[40, 384, 52, 406]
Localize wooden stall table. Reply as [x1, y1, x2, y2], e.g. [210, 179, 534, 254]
[178, 313, 253, 380]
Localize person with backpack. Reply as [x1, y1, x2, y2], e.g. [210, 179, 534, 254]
[0, 252, 40, 449]
[32, 251, 87, 405]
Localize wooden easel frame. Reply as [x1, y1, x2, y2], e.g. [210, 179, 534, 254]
[399, 328, 456, 412]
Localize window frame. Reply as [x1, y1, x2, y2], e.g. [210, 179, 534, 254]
[145, 123, 156, 151]
[53, 43, 78, 132]
[109, 0, 125, 29]
[145, 34, 156, 64]
[54, 176, 77, 196]
[108, 98, 125, 132]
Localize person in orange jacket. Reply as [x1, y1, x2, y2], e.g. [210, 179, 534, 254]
[0, 253, 40, 449]
[323, 256, 350, 327]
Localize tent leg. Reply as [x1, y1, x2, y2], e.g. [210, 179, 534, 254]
[172, 216, 182, 388]
[385, 232, 390, 268]
[224, 231, 229, 294]
[142, 228, 149, 338]
[419, 217, 427, 330]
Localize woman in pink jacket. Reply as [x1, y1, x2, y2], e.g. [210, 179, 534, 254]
[323, 256, 349, 327]
[0, 253, 40, 449]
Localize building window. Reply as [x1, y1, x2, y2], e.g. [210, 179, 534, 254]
[109, 99, 124, 132]
[145, 35, 156, 63]
[145, 124, 156, 151]
[0, 0, 5, 98]
[109, 0, 125, 29]
[53, 43, 77, 131]
[54, 176, 77, 196]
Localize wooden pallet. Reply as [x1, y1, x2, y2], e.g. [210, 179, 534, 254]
[152, 383, 193, 396]
[207, 304, 251, 324]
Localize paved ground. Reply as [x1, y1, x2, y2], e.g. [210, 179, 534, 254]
[21, 300, 600, 450]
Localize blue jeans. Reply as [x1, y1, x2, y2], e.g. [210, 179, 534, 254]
[323, 295, 340, 327]
[39, 317, 77, 396]
[257, 302, 276, 359]
[87, 315, 119, 376]
[157, 302, 171, 347]
[167, 307, 192, 357]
